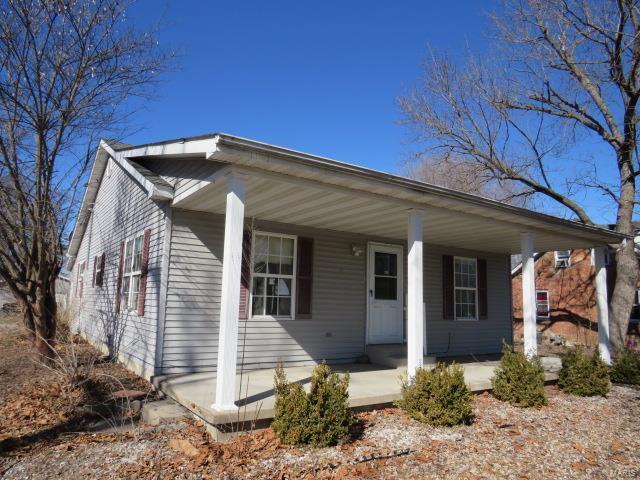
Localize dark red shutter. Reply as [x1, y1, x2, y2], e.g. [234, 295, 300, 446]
[442, 255, 454, 320]
[97, 253, 105, 286]
[477, 258, 488, 320]
[92, 256, 97, 287]
[296, 237, 314, 319]
[238, 230, 252, 320]
[115, 242, 125, 313]
[137, 229, 151, 316]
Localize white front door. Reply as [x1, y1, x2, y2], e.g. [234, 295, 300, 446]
[367, 243, 403, 344]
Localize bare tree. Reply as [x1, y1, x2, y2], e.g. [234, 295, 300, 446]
[400, 0, 640, 355]
[404, 153, 532, 206]
[0, 0, 170, 357]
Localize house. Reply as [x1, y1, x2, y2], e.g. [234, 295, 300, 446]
[66, 133, 624, 422]
[511, 247, 640, 348]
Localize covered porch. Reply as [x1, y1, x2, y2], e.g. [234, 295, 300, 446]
[154, 356, 561, 430]
[123, 134, 623, 415]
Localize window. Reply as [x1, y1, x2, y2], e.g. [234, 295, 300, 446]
[592, 248, 612, 266]
[374, 252, 398, 300]
[94, 253, 105, 287]
[251, 232, 296, 318]
[555, 250, 571, 268]
[121, 234, 144, 312]
[536, 290, 550, 318]
[454, 257, 477, 320]
[76, 261, 86, 298]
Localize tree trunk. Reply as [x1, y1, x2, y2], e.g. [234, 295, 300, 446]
[20, 280, 57, 360]
[610, 238, 637, 354]
[609, 152, 638, 355]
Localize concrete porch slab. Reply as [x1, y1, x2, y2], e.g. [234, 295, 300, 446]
[154, 359, 559, 428]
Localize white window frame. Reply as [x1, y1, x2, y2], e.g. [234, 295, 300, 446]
[554, 250, 571, 268]
[536, 289, 550, 319]
[249, 231, 297, 320]
[120, 232, 144, 313]
[453, 256, 478, 321]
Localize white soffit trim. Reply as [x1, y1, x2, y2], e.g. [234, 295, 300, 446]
[113, 133, 626, 246]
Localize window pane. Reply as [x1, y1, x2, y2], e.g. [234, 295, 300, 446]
[280, 256, 293, 275]
[133, 236, 143, 271]
[454, 258, 476, 288]
[267, 255, 281, 274]
[252, 296, 264, 316]
[129, 275, 140, 310]
[536, 291, 547, 302]
[375, 252, 397, 277]
[282, 238, 294, 257]
[255, 235, 268, 254]
[266, 296, 278, 315]
[277, 278, 291, 296]
[253, 254, 267, 273]
[124, 240, 133, 273]
[268, 237, 281, 255]
[278, 297, 291, 316]
[375, 276, 397, 300]
[266, 277, 278, 296]
[252, 277, 265, 296]
[121, 276, 130, 310]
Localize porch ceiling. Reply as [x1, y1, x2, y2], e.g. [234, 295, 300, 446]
[173, 166, 611, 255]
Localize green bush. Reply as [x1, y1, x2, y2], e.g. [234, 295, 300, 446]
[271, 362, 353, 447]
[610, 350, 640, 385]
[396, 363, 473, 426]
[492, 343, 547, 407]
[558, 348, 610, 397]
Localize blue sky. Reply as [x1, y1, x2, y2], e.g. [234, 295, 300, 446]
[123, 0, 619, 224]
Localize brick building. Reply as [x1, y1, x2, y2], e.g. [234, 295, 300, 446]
[512, 248, 640, 348]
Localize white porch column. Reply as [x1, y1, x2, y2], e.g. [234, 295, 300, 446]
[593, 246, 612, 365]
[520, 232, 537, 358]
[407, 209, 424, 379]
[212, 173, 246, 412]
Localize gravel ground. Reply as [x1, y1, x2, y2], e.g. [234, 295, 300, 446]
[3, 385, 638, 479]
[2, 308, 639, 479]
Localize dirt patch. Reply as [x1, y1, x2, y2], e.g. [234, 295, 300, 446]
[1, 311, 639, 479]
[0, 312, 153, 461]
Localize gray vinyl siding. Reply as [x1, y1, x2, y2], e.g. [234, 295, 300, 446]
[161, 210, 512, 375]
[69, 158, 167, 375]
[161, 211, 368, 374]
[423, 246, 512, 356]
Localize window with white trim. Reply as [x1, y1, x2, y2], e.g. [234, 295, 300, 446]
[251, 232, 296, 318]
[454, 257, 477, 320]
[536, 290, 550, 318]
[121, 234, 144, 312]
[555, 250, 571, 268]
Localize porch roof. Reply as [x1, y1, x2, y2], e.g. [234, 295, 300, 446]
[68, 133, 626, 267]
[132, 133, 624, 254]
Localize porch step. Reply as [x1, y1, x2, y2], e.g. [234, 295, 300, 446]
[366, 344, 436, 370]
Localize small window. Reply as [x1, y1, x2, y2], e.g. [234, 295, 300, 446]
[454, 257, 477, 320]
[76, 261, 86, 298]
[536, 290, 550, 318]
[555, 250, 571, 268]
[374, 252, 398, 300]
[94, 253, 105, 287]
[121, 234, 144, 312]
[251, 232, 296, 318]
